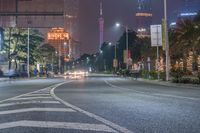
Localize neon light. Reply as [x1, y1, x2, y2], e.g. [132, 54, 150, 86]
[47, 28, 69, 40]
[136, 12, 153, 17]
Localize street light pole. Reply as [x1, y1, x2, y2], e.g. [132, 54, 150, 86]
[27, 27, 30, 78]
[114, 43, 117, 72]
[164, 0, 170, 81]
[126, 26, 129, 70]
[115, 23, 129, 70]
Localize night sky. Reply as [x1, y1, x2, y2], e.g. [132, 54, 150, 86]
[78, 0, 183, 55]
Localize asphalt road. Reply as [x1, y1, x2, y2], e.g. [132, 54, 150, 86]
[0, 76, 200, 133]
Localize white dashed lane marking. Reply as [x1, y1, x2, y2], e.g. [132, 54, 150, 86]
[0, 120, 117, 132]
[9, 96, 53, 101]
[0, 108, 76, 115]
[0, 101, 60, 108]
[24, 93, 50, 97]
[0, 81, 133, 133]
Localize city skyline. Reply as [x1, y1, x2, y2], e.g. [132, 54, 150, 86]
[79, 0, 200, 54]
[0, 0, 200, 55]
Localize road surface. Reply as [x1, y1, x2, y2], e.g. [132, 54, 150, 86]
[0, 76, 200, 133]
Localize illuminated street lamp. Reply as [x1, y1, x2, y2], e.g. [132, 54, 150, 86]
[115, 22, 129, 69]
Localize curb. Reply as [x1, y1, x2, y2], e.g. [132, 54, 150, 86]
[128, 77, 200, 89]
[0, 77, 49, 82]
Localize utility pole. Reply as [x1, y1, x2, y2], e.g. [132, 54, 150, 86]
[164, 0, 170, 81]
[27, 28, 30, 78]
[126, 26, 129, 70]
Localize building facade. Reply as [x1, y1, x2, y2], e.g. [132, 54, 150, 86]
[135, 0, 152, 37]
[0, 0, 80, 59]
[170, 0, 200, 27]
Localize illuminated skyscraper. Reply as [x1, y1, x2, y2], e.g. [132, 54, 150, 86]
[64, 0, 80, 58]
[135, 0, 152, 37]
[170, 0, 200, 27]
[99, 2, 104, 49]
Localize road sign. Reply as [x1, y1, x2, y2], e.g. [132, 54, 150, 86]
[113, 59, 118, 68]
[150, 25, 162, 47]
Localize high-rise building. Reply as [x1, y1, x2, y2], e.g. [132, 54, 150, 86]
[135, 0, 152, 38]
[64, 0, 80, 58]
[0, 0, 80, 58]
[170, 0, 200, 27]
[99, 2, 104, 49]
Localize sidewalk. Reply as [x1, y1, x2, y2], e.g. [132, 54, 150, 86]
[136, 78, 200, 89]
[0, 78, 10, 82]
[0, 77, 48, 82]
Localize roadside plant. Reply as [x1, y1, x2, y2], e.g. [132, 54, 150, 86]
[197, 71, 200, 84]
[170, 68, 184, 83]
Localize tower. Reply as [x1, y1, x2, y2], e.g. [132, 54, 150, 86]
[99, 2, 104, 49]
[135, 0, 152, 38]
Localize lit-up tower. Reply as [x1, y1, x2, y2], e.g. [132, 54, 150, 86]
[99, 2, 104, 49]
[135, 0, 152, 38]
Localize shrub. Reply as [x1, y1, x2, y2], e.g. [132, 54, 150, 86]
[191, 79, 200, 84]
[141, 70, 149, 79]
[179, 78, 191, 84]
[149, 70, 158, 79]
[0, 69, 3, 77]
[160, 72, 166, 81]
[197, 71, 200, 84]
[170, 68, 184, 83]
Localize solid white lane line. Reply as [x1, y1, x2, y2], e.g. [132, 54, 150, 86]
[24, 94, 50, 97]
[0, 108, 75, 115]
[51, 83, 134, 133]
[0, 101, 60, 108]
[10, 97, 53, 101]
[0, 120, 117, 132]
[105, 80, 200, 101]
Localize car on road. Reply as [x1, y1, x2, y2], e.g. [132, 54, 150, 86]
[3, 69, 20, 78]
[64, 70, 88, 80]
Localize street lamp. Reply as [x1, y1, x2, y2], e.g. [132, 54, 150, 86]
[115, 22, 129, 70]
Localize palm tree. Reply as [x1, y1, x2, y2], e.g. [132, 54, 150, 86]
[171, 13, 200, 71]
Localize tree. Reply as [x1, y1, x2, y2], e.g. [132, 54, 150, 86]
[170, 12, 200, 71]
[3, 28, 44, 70]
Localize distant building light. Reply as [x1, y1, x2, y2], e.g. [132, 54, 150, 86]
[47, 27, 69, 40]
[180, 12, 197, 17]
[136, 12, 153, 17]
[137, 28, 146, 32]
[170, 22, 176, 26]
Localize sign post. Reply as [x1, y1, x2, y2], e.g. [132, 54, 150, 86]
[150, 25, 162, 80]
